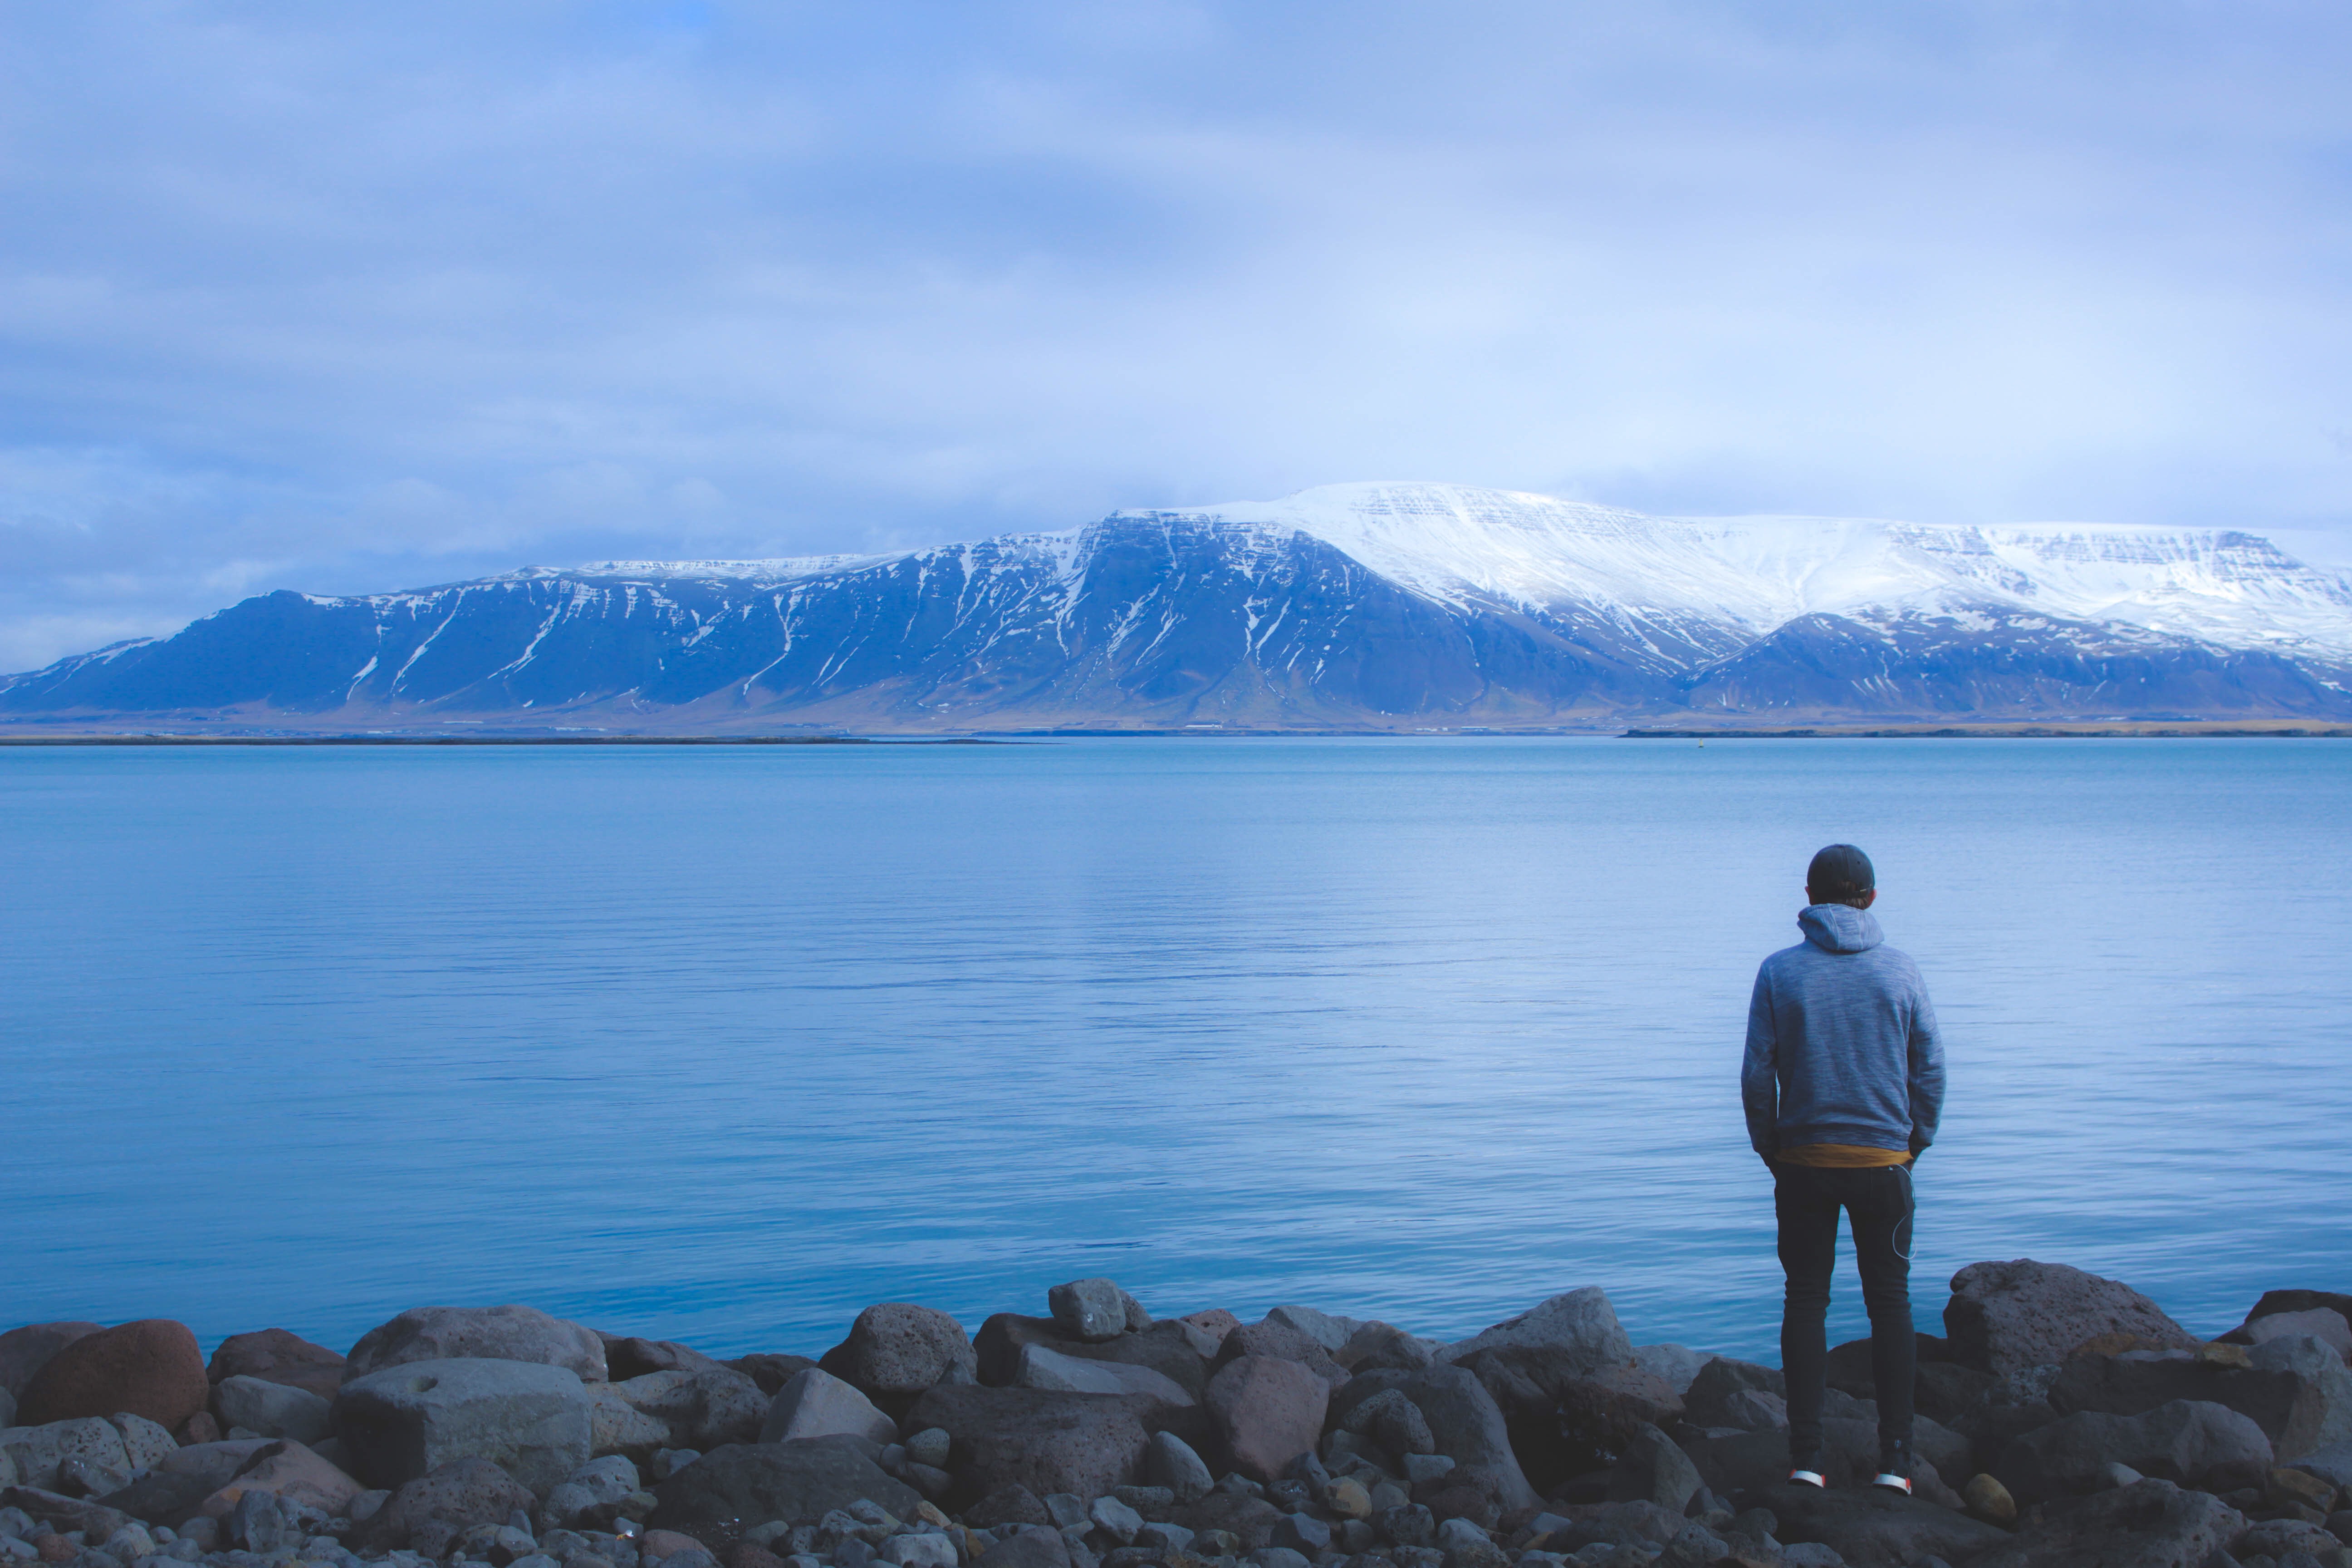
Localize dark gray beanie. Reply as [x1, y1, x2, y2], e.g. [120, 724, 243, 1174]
[1808, 843, 1875, 903]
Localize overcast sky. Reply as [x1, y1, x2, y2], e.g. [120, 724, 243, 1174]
[4, 1, 2349, 668]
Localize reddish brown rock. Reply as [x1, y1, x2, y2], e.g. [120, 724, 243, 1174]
[34, 1535, 74, 1564]
[1203, 1356, 1328, 1484]
[19, 1319, 209, 1429]
[0, 1324, 103, 1397]
[205, 1330, 345, 1400]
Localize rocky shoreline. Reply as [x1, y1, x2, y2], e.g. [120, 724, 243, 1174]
[5, 1261, 2349, 1568]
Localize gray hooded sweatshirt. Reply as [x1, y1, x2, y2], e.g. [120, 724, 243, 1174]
[1742, 904, 1945, 1157]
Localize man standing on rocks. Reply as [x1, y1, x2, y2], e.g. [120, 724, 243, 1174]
[1741, 843, 1945, 1494]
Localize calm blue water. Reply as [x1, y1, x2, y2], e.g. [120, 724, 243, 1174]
[5, 738, 2347, 1367]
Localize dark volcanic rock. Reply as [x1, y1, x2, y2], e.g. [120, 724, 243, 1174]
[1210, 1324, 1345, 1389]
[0, 1326, 103, 1398]
[1073, 1322, 1218, 1401]
[647, 1439, 919, 1546]
[1761, 1480, 2010, 1568]
[1176, 1489, 1284, 1551]
[1965, 1477, 2244, 1568]
[727, 1354, 818, 1396]
[1944, 1260, 2197, 1374]
[1394, 1365, 1538, 1514]
[602, 1337, 728, 1382]
[965, 1483, 1051, 1528]
[2237, 1289, 2352, 1335]
[1682, 1357, 1788, 1428]
[1455, 1347, 1677, 1494]
[2051, 1341, 2352, 1458]
[974, 1525, 1071, 1568]
[206, 1330, 346, 1401]
[976, 1317, 1079, 1388]
[904, 1384, 1156, 1512]
[19, 1320, 210, 1430]
[817, 1304, 978, 1418]
[353, 1456, 538, 1557]
[1995, 1396, 2272, 1502]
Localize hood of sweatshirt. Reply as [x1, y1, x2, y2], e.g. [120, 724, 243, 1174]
[1799, 903, 1884, 955]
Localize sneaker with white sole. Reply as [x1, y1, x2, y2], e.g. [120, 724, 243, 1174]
[1788, 1468, 1827, 1488]
[1870, 1471, 1912, 1494]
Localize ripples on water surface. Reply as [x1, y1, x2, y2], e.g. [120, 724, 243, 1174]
[5, 737, 2347, 1361]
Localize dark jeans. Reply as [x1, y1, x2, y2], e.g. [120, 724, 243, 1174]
[1775, 1160, 1916, 1468]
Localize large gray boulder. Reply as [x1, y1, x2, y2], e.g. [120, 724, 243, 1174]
[1016, 1345, 1193, 1406]
[0, 1417, 131, 1492]
[1440, 1290, 1632, 1381]
[903, 1384, 1156, 1512]
[1995, 1397, 2271, 1503]
[334, 1357, 593, 1496]
[344, 1307, 608, 1384]
[758, 1368, 897, 1446]
[213, 1376, 333, 1445]
[646, 1438, 920, 1545]
[2051, 1336, 2352, 1460]
[607, 1367, 766, 1450]
[1943, 1260, 2196, 1374]
[817, 1304, 978, 1416]
[1964, 1477, 2244, 1568]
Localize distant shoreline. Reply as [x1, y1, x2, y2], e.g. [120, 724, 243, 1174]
[0, 722, 2348, 745]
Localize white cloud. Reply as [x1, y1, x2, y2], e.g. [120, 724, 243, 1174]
[1, 0, 2348, 666]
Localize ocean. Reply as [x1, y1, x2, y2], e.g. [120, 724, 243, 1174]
[4, 737, 2347, 1365]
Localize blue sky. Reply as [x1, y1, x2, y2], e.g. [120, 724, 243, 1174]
[4, 1, 2349, 668]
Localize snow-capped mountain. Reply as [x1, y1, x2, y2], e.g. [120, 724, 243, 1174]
[7, 482, 2350, 729]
